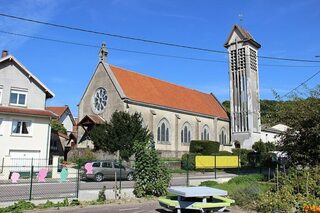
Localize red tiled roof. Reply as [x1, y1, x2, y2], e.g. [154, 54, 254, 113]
[0, 106, 58, 118]
[46, 106, 68, 118]
[109, 65, 229, 120]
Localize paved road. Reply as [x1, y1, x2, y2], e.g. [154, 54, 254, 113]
[0, 172, 237, 202]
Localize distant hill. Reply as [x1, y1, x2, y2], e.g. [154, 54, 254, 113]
[222, 99, 296, 126]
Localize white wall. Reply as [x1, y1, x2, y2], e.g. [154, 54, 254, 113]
[60, 111, 74, 133]
[0, 114, 51, 161]
[0, 61, 46, 109]
[128, 103, 230, 157]
[260, 131, 280, 143]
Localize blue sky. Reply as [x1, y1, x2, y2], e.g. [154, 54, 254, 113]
[0, 0, 320, 115]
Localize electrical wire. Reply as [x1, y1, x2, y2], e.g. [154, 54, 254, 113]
[1, 13, 320, 63]
[280, 70, 320, 99]
[1, 30, 320, 68]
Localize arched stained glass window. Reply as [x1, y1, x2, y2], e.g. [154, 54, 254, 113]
[181, 122, 191, 144]
[201, 125, 210, 140]
[219, 128, 228, 145]
[157, 118, 170, 143]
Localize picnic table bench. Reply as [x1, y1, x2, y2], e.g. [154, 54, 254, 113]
[158, 186, 235, 213]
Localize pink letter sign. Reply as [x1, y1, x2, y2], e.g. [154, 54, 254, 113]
[37, 168, 48, 182]
[84, 162, 93, 174]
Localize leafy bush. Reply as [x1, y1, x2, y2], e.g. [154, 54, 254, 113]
[97, 186, 106, 202]
[68, 148, 95, 167]
[51, 119, 67, 134]
[228, 174, 263, 184]
[133, 140, 171, 197]
[200, 175, 271, 210]
[0, 200, 35, 213]
[190, 140, 220, 155]
[231, 182, 267, 209]
[181, 153, 195, 170]
[232, 148, 251, 166]
[199, 180, 218, 187]
[257, 167, 320, 212]
[215, 151, 233, 156]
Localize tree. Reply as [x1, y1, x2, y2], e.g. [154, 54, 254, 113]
[51, 119, 67, 134]
[89, 111, 150, 161]
[276, 86, 320, 166]
[133, 139, 171, 197]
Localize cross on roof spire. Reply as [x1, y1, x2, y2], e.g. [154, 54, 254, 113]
[99, 42, 108, 62]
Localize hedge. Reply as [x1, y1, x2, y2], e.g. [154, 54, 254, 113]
[189, 140, 220, 155]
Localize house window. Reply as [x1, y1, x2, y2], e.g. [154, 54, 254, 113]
[0, 87, 3, 104]
[201, 125, 210, 140]
[10, 89, 27, 106]
[157, 118, 170, 143]
[181, 122, 191, 144]
[11, 120, 31, 135]
[219, 128, 228, 145]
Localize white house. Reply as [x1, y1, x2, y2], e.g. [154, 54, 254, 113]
[46, 105, 76, 134]
[0, 50, 56, 169]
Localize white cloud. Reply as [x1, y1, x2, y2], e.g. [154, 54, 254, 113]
[0, 0, 60, 49]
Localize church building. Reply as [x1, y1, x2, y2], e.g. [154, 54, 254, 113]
[77, 25, 277, 156]
[77, 43, 230, 157]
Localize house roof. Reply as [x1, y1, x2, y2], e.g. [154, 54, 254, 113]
[46, 105, 76, 126]
[224, 24, 261, 48]
[0, 106, 58, 118]
[261, 125, 283, 134]
[0, 55, 55, 99]
[46, 106, 68, 118]
[109, 65, 229, 120]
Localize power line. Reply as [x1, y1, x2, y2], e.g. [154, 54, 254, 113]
[2, 30, 320, 68]
[280, 70, 320, 99]
[1, 12, 320, 63]
[0, 30, 226, 63]
[0, 13, 227, 54]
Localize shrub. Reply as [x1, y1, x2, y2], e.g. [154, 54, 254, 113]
[200, 176, 271, 210]
[231, 182, 266, 209]
[232, 148, 251, 166]
[215, 151, 233, 156]
[97, 186, 106, 202]
[257, 167, 320, 212]
[68, 148, 95, 167]
[133, 140, 171, 197]
[181, 153, 195, 170]
[199, 180, 218, 187]
[228, 174, 264, 184]
[190, 140, 220, 155]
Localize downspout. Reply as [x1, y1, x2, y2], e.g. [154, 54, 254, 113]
[46, 117, 52, 165]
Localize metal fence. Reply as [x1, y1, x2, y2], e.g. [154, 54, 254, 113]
[0, 163, 79, 202]
[161, 153, 285, 186]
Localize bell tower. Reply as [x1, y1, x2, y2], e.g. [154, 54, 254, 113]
[224, 25, 261, 149]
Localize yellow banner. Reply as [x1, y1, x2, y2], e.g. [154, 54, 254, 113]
[195, 156, 240, 169]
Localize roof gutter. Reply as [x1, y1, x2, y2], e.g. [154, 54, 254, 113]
[123, 98, 229, 121]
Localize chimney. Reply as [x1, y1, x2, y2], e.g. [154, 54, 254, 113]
[1, 50, 8, 58]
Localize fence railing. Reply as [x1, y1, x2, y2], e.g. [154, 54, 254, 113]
[0, 164, 79, 202]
